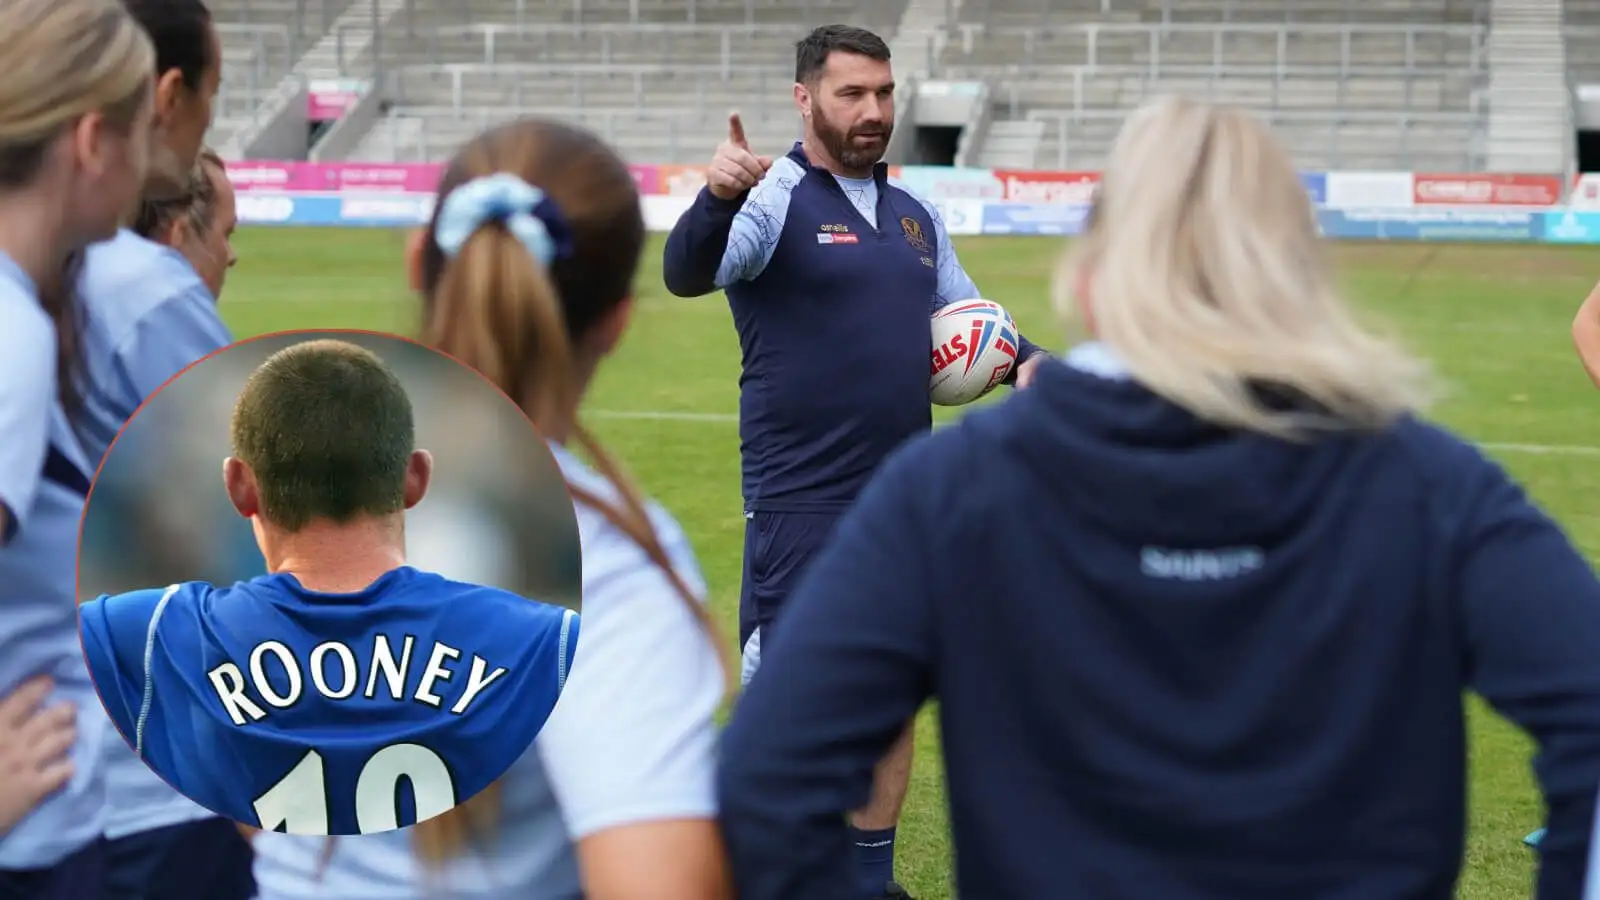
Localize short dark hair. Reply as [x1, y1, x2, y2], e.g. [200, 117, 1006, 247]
[120, 0, 214, 89]
[795, 24, 891, 84]
[230, 339, 415, 532]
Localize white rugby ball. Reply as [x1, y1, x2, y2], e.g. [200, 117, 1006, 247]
[929, 299, 1021, 407]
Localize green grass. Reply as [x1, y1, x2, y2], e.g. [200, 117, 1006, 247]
[220, 228, 1600, 899]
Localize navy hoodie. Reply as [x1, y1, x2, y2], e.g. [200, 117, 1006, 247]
[717, 344, 1600, 900]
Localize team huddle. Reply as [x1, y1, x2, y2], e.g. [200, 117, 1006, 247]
[1, 0, 1599, 898]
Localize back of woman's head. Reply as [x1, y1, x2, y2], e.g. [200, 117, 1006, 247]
[406, 117, 733, 870]
[132, 149, 217, 241]
[119, 0, 217, 199]
[1057, 96, 1435, 440]
[419, 118, 645, 428]
[0, 0, 154, 193]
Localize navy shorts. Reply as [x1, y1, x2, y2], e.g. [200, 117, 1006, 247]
[0, 837, 106, 900]
[739, 510, 843, 684]
[104, 817, 254, 900]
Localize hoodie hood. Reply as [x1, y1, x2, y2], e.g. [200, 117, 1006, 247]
[980, 343, 1369, 549]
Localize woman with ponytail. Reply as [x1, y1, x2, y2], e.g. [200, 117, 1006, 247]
[249, 119, 734, 900]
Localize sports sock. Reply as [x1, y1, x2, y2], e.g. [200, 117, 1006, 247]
[850, 825, 896, 897]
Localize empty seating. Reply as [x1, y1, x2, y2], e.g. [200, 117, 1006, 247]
[941, 0, 1491, 169]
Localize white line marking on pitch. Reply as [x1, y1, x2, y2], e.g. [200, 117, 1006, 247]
[1480, 442, 1600, 456]
[587, 410, 1600, 457]
[589, 410, 738, 423]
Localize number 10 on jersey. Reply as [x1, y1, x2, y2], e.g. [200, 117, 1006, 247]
[254, 743, 458, 835]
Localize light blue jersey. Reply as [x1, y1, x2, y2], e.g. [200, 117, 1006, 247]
[78, 228, 232, 839]
[251, 442, 724, 898]
[0, 252, 107, 869]
[78, 229, 232, 460]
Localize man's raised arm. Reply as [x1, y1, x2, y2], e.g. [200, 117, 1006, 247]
[663, 113, 775, 297]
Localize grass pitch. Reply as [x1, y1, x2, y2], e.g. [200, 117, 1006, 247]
[219, 228, 1600, 899]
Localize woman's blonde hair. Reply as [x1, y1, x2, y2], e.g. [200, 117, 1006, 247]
[0, 0, 154, 183]
[1056, 96, 1436, 440]
[0, 0, 155, 434]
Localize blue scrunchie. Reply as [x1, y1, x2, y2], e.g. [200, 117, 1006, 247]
[433, 173, 574, 265]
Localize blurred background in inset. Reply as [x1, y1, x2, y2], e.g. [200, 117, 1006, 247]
[79, 330, 581, 611]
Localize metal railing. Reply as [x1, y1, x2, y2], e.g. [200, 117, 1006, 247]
[215, 0, 357, 60]
[936, 23, 1489, 77]
[342, 22, 809, 72]
[953, 0, 1491, 30]
[385, 62, 793, 115]
[383, 0, 869, 30]
[981, 65, 1484, 119]
[367, 103, 796, 162]
[1027, 106, 1486, 170]
[213, 24, 296, 119]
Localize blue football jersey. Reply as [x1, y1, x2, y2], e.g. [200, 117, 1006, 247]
[79, 566, 579, 836]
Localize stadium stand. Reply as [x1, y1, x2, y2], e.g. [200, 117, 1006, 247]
[210, 0, 354, 147]
[1567, 0, 1600, 82]
[944, 0, 1493, 171]
[338, 0, 907, 164]
[204, 0, 1580, 176]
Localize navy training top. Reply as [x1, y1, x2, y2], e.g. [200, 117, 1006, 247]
[718, 343, 1600, 900]
[662, 142, 1045, 513]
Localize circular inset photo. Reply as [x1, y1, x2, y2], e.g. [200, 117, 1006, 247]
[76, 330, 582, 836]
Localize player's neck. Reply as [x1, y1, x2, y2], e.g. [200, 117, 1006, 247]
[0, 195, 69, 289]
[262, 518, 407, 594]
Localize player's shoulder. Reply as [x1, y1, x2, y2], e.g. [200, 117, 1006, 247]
[101, 580, 219, 608]
[82, 229, 197, 291]
[0, 268, 53, 354]
[86, 581, 213, 645]
[405, 567, 568, 624]
[80, 230, 208, 320]
[885, 174, 937, 215]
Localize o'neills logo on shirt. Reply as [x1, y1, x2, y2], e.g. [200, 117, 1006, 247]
[817, 223, 858, 244]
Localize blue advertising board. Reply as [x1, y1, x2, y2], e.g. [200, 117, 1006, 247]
[235, 192, 433, 227]
[1542, 211, 1600, 243]
[1316, 209, 1543, 242]
[980, 203, 1091, 236]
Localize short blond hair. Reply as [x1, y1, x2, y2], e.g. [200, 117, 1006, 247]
[1055, 97, 1436, 440]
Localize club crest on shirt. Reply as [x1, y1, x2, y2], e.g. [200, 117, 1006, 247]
[901, 216, 931, 253]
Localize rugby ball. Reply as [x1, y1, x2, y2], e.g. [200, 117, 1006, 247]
[929, 299, 1020, 407]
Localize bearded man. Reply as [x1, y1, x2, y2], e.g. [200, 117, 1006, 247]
[662, 22, 1049, 900]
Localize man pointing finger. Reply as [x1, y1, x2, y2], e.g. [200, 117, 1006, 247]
[662, 22, 1049, 900]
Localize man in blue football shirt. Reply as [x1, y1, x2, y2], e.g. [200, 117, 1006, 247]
[80, 339, 580, 837]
